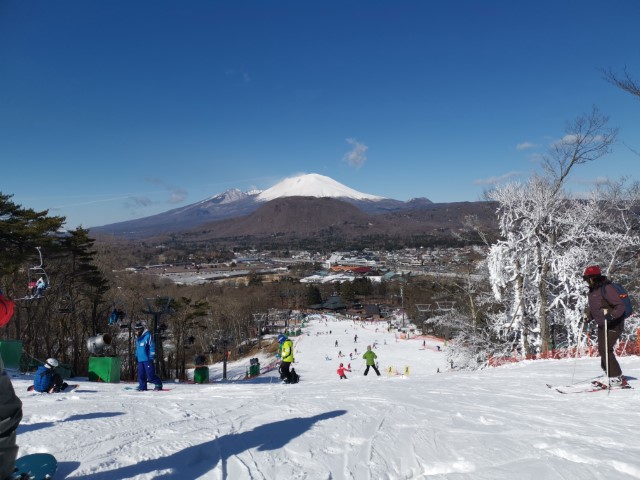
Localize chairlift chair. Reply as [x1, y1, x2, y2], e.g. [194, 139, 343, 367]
[22, 247, 50, 300]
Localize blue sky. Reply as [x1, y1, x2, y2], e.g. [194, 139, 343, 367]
[1, 1, 639, 229]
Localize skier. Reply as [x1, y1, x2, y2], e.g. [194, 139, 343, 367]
[33, 358, 68, 393]
[337, 363, 350, 380]
[0, 346, 22, 480]
[278, 334, 294, 384]
[134, 322, 163, 391]
[583, 265, 628, 387]
[363, 345, 381, 376]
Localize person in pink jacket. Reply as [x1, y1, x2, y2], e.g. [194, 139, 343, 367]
[337, 363, 350, 380]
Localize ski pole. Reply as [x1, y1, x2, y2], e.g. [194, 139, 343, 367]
[604, 318, 610, 391]
[571, 319, 585, 384]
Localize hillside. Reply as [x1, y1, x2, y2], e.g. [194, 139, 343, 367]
[10, 314, 640, 478]
[167, 197, 498, 247]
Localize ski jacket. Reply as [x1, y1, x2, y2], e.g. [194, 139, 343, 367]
[281, 339, 294, 363]
[135, 329, 156, 362]
[337, 365, 350, 376]
[363, 350, 377, 366]
[0, 357, 22, 480]
[33, 365, 53, 392]
[587, 279, 626, 329]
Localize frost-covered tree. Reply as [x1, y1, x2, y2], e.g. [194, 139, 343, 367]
[484, 108, 640, 358]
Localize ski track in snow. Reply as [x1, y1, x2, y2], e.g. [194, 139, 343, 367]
[9, 314, 640, 479]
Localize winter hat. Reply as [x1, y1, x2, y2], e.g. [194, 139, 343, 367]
[583, 265, 602, 279]
[45, 358, 59, 369]
[277, 334, 287, 344]
[340, 363, 343, 367]
[134, 321, 145, 330]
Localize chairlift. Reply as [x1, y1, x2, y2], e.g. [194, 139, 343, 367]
[56, 285, 75, 314]
[108, 287, 128, 326]
[18, 247, 50, 301]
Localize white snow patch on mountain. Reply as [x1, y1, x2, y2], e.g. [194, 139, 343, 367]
[256, 173, 385, 202]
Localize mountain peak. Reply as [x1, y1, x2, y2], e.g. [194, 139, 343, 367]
[256, 173, 385, 202]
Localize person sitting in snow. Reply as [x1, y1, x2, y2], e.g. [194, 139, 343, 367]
[134, 322, 163, 391]
[33, 358, 68, 393]
[337, 363, 350, 380]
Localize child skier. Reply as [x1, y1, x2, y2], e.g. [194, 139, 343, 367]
[337, 363, 350, 380]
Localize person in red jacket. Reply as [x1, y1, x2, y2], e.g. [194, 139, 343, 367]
[583, 265, 627, 387]
[337, 363, 350, 380]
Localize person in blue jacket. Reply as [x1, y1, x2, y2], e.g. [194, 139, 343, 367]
[33, 358, 67, 393]
[134, 322, 163, 391]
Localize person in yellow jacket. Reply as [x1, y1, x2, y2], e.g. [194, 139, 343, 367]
[363, 345, 381, 376]
[278, 334, 295, 383]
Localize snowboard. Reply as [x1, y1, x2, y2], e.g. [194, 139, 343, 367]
[27, 384, 78, 394]
[123, 386, 172, 392]
[12, 453, 57, 479]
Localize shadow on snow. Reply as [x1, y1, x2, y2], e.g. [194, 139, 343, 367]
[66, 410, 347, 479]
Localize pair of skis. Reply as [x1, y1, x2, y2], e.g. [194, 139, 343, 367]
[547, 377, 632, 394]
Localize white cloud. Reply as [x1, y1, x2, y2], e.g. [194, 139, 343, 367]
[343, 138, 368, 168]
[474, 171, 525, 185]
[145, 177, 188, 204]
[516, 142, 537, 150]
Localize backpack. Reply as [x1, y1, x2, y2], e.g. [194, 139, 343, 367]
[601, 282, 633, 320]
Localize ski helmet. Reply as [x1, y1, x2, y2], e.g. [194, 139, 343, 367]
[278, 334, 287, 344]
[45, 358, 59, 369]
[583, 265, 602, 278]
[134, 321, 145, 331]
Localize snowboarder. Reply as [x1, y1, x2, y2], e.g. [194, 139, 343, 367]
[337, 363, 350, 380]
[363, 345, 381, 376]
[33, 358, 67, 393]
[134, 322, 163, 391]
[583, 265, 628, 386]
[278, 334, 295, 384]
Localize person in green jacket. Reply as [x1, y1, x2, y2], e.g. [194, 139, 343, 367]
[0, 355, 22, 480]
[363, 345, 381, 376]
[278, 334, 295, 383]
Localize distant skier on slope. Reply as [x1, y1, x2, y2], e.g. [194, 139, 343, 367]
[363, 345, 381, 377]
[337, 363, 350, 380]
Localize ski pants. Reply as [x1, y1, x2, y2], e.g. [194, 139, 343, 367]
[364, 365, 381, 376]
[137, 360, 162, 390]
[279, 361, 292, 382]
[597, 321, 624, 377]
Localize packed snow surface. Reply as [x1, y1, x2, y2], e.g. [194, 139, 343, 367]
[10, 315, 640, 479]
[256, 173, 385, 202]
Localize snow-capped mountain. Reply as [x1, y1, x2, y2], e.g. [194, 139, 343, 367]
[257, 173, 385, 202]
[198, 189, 252, 206]
[91, 173, 436, 238]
